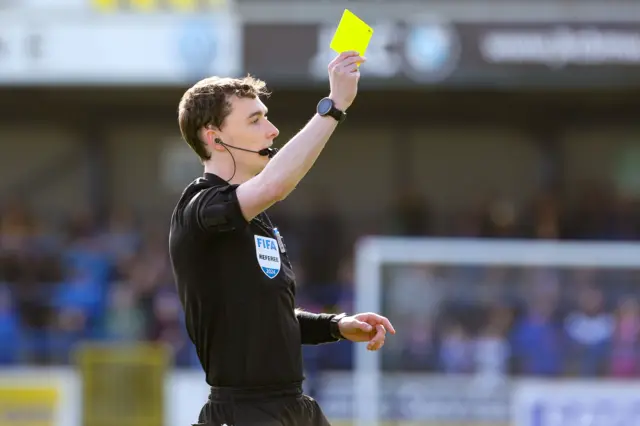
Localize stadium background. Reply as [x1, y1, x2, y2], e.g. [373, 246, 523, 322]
[2, 0, 640, 425]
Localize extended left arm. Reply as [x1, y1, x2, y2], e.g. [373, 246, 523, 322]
[296, 309, 345, 345]
[297, 310, 397, 351]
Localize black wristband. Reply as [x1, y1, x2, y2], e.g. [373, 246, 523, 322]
[330, 313, 347, 340]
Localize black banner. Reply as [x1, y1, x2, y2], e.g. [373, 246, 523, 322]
[242, 20, 640, 88]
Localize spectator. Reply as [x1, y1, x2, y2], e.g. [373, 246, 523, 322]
[0, 285, 19, 364]
[510, 291, 564, 376]
[564, 286, 614, 377]
[609, 296, 640, 377]
[101, 206, 141, 265]
[439, 322, 474, 374]
[474, 305, 512, 378]
[104, 283, 146, 342]
[149, 291, 192, 366]
[401, 317, 437, 371]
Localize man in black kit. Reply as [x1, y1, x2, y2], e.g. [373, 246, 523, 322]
[169, 51, 396, 426]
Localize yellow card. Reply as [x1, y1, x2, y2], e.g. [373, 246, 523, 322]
[329, 9, 374, 56]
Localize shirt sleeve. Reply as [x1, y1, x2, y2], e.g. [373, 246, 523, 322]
[296, 310, 340, 345]
[183, 184, 249, 233]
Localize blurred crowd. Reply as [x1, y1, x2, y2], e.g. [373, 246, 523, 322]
[382, 264, 640, 379]
[0, 201, 183, 365]
[0, 182, 639, 379]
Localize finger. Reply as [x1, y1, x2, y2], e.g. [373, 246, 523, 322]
[340, 55, 366, 67]
[363, 314, 395, 335]
[369, 339, 385, 351]
[379, 317, 396, 334]
[367, 342, 379, 351]
[367, 324, 386, 349]
[339, 50, 361, 59]
[367, 328, 386, 350]
[341, 61, 363, 73]
[332, 55, 365, 72]
[329, 51, 360, 68]
[342, 64, 359, 74]
[335, 58, 366, 73]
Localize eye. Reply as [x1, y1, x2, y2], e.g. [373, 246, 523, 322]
[251, 117, 260, 124]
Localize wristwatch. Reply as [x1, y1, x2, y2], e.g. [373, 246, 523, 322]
[317, 97, 346, 123]
[330, 313, 348, 340]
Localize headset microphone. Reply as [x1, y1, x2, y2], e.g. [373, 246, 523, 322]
[258, 147, 279, 158]
[215, 138, 278, 158]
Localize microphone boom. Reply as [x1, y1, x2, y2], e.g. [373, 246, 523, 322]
[215, 138, 278, 159]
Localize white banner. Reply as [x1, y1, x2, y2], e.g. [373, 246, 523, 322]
[0, 13, 241, 85]
[513, 379, 640, 426]
[317, 372, 510, 424]
[0, 368, 80, 426]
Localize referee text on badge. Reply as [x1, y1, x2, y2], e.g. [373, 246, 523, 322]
[254, 235, 281, 279]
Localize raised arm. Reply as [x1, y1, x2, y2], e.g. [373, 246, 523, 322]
[236, 51, 364, 222]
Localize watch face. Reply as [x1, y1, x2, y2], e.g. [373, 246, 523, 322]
[317, 98, 333, 115]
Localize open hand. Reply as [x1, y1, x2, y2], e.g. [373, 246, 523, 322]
[338, 312, 395, 351]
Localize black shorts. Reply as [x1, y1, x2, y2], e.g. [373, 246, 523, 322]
[194, 383, 331, 426]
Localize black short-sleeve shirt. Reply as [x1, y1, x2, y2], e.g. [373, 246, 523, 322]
[169, 173, 303, 387]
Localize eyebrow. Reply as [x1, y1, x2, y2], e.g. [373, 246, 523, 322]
[247, 108, 268, 120]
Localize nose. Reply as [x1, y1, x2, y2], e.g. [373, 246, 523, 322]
[267, 122, 279, 140]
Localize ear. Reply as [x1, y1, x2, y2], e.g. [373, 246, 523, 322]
[211, 138, 226, 153]
[201, 126, 225, 153]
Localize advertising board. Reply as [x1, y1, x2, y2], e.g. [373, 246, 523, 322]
[0, 386, 58, 426]
[243, 19, 640, 88]
[513, 380, 640, 426]
[4, 368, 640, 426]
[0, 13, 240, 85]
[0, 369, 79, 426]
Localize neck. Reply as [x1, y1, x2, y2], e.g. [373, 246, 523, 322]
[203, 160, 253, 185]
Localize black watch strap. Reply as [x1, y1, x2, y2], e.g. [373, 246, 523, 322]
[330, 313, 348, 340]
[327, 107, 346, 123]
[317, 97, 347, 123]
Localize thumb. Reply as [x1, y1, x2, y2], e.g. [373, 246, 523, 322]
[353, 320, 372, 332]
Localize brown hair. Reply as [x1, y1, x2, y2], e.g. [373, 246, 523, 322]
[177, 75, 270, 161]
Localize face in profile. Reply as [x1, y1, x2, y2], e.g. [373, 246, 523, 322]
[211, 95, 280, 176]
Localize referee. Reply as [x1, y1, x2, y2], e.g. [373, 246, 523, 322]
[169, 51, 395, 426]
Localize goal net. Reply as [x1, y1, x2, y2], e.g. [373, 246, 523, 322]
[352, 237, 640, 426]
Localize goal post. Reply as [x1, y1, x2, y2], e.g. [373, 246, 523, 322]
[353, 236, 640, 426]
